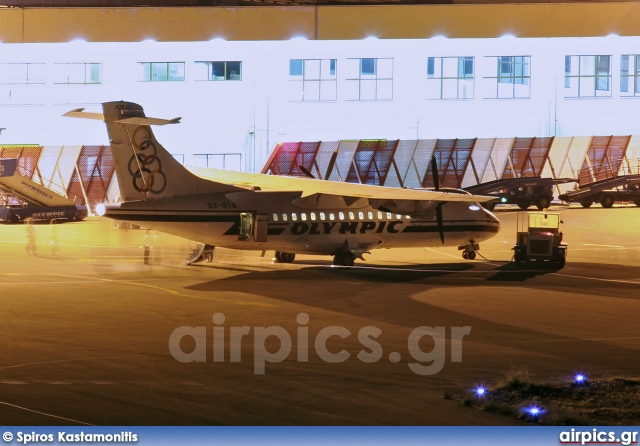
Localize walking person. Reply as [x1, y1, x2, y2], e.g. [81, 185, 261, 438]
[49, 218, 59, 256]
[152, 231, 162, 264]
[142, 229, 151, 264]
[25, 218, 37, 256]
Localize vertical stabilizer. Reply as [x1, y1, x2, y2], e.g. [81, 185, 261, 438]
[101, 101, 240, 201]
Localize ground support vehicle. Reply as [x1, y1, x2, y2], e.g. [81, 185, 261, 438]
[558, 174, 640, 208]
[512, 212, 567, 266]
[465, 177, 576, 211]
[0, 157, 87, 223]
[0, 203, 86, 223]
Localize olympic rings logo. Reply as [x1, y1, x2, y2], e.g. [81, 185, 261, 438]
[128, 126, 167, 194]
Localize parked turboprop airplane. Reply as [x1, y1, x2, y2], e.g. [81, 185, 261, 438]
[64, 101, 500, 266]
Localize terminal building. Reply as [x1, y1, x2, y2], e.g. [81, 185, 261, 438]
[0, 4, 639, 209]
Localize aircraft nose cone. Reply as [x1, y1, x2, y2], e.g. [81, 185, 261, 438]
[485, 207, 501, 233]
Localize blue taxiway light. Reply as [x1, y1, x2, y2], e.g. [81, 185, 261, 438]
[525, 406, 545, 417]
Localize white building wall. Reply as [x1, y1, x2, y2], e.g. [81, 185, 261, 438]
[0, 36, 639, 171]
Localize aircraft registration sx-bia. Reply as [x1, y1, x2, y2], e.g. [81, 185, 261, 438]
[64, 101, 501, 266]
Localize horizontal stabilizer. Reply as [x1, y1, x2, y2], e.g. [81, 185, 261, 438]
[64, 109, 181, 126]
[117, 117, 181, 126]
[63, 108, 104, 121]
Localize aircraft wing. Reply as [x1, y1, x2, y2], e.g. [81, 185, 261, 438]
[189, 167, 495, 203]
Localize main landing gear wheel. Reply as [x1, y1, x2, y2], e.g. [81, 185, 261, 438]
[333, 251, 356, 267]
[275, 251, 295, 263]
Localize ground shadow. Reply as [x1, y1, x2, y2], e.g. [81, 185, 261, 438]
[484, 262, 564, 282]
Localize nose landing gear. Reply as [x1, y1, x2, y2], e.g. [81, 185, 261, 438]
[458, 240, 480, 260]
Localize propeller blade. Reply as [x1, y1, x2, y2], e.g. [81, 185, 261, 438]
[430, 155, 440, 191]
[325, 150, 338, 180]
[436, 203, 444, 244]
[299, 165, 315, 179]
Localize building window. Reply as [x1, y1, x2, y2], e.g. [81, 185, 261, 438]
[288, 59, 337, 101]
[54, 63, 102, 85]
[290, 60, 303, 76]
[620, 55, 640, 97]
[564, 55, 611, 98]
[196, 61, 242, 81]
[345, 57, 393, 101]
[141, 62, 185, 82]
[361, 58, 376, 75]
[426, 56, 474, 99]
[0, 63, 45, 84]
[484, 56, 530, 99]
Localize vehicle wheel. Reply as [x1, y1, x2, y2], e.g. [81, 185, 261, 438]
[556, 256, 566, 267]
[580, 200, 593, 208]
[483, 202, 496, 211]
[462, 250, 469, 259]
[600, 194, 614, 208]
[10, 214, 20, 224]
[517, 202, 530, 210]
[467, 251, 476, 260]
[536, 195, 551, 210]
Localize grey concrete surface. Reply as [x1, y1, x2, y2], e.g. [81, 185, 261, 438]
[1, 205, 639, 425]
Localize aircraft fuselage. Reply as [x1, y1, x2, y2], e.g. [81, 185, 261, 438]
[103, 191, 500, 256]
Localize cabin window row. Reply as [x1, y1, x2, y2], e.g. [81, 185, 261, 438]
[271, 211, 409, 222]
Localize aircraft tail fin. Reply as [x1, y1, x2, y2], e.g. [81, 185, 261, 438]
[66, 101, 243, 202]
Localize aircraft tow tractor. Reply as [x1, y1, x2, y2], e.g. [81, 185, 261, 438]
[512, 211, 567, 266]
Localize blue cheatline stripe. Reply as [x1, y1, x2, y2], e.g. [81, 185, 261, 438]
[105, 212, 499, 236]
[402, 224, 500, 234]
[106, 213, 239, 223]
[1, 426, 636, 446]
